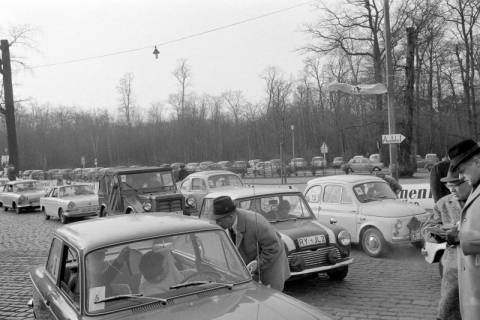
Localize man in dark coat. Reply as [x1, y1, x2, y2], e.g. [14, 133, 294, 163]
[430, 160, 451, 203]
[448, 139, 480, 320]
[211, 196, 290, 291]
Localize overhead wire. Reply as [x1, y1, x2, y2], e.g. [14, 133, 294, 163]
[31, 1, 315, 69]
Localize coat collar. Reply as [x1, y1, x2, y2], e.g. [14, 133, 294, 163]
[463, 184, 480, 212]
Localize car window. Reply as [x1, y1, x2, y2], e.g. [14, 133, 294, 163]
[46, 238, 63, 281]
[59, 245, 80, 307]
[52, 188, 59, 197]
[323, 185, 342, 203]
[305, 185, 322, 203]
[341, 187, 353, 204]
[191, 178, 206, 191]
[353, 182, 397, 202]
[207, 175, 243, 189]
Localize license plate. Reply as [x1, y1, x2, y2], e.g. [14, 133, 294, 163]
[410, 230, 422, 241]
[297, 235, 326, 247]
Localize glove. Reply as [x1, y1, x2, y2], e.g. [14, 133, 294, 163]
[246, 260, 258, 274]
[446, 229, 459, 246]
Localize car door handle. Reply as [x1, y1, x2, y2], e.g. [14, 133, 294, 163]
[359, 217, 366, 221]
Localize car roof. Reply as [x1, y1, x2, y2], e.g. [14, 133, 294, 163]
[307, 175, 385, 185]
[187, 170, 240, 177]
[7, 179, 37, 185]
[55, 214, 222, 252]
[204, 185, 300, 200]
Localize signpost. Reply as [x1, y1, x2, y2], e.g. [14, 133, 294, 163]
[320, 142, 328, 175]
[81, 156, 85, 169]
[382, 134, 405, 144]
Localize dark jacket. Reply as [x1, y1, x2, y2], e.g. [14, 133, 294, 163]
[430, 160, 451, 203]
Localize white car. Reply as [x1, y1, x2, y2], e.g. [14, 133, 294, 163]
[40, 184, 98, 224]
[304, 175, 430, 257]
[0, 180, 46, 213]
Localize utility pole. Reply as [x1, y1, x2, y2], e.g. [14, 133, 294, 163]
[291, 124, 295, 160]
[383, 0, 398, 179]
[0, 40, 19, 179]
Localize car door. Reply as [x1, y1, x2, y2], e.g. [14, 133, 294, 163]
[317, 184, 358, 240]
[42, 188, 56, 217]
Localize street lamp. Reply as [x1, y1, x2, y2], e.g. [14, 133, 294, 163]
[291, 124, 295, 160]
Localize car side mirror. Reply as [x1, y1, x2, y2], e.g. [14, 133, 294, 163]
[330, 218, 337, 225]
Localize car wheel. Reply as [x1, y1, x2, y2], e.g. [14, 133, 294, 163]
[372, 167, 381, 172]
[42, 207, 50, 220]
[3, 205, 8, 211]
[32, 290, 51, 320]
[59, 208, 68, 224]
[0, 202, 2, 207]
[326, 266, 349, 281]
[361, 227, 387, 257]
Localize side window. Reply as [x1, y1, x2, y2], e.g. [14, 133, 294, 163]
[46, 238, 63, 281]
[305, 185, 322, 203]
[52, 188, 59, 198]
[341, 187, 353, 204]
[323, 185, 342, 204]
[191, 178, 205, 191]
[59, 245, 80, 307]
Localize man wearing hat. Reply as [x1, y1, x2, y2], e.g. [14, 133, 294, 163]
[421, 169, 471, 320]
[212, 196, 290, 291]
[448, 139, 480, 320]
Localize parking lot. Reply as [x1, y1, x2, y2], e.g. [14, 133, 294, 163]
[1, 203, 440, 320]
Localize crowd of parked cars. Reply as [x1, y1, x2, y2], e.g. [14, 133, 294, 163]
[0, 152, 439, 319]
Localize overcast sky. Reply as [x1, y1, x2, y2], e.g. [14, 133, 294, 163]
[0, 0, 332, 116]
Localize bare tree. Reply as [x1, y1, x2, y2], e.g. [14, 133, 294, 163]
[172, 59, 191, 118]
[116, 73, 135, 127]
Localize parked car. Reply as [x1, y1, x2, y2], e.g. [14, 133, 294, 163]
[169, 162, 184, 181]
[200, 187, 353, 280]
[0, 180, 46, 213]
[343, 156, 384, 174]
[30, 170, 46, 180]
[198, 161, 215, 171]
[304, 175, 430, 257]
[97, 166, 184, 216]
[332, 156, 345, 169]
[311, 156, 327, 175]
[28, 214, 334, 320]
[56, 169, 74, 181]
[41, 184, 99, 224]
[179, 170, 244, 215]
[217, 161, 233, 171]
[185, 162, 199, 174]
[369, 153, 380, 163]
[289, 157, 308, 176]
[21, 170, 33, 179]
[424, 153, 439, 171]
[231, 160, 247, 177]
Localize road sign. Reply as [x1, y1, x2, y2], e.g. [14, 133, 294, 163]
[382, 134, 405, 144]
[320, 142, 328, 154]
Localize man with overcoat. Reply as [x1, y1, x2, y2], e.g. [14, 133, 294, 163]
[421, 169, 470, 320]
[211, 195, 290, 291]
[448, 139, 480, 320]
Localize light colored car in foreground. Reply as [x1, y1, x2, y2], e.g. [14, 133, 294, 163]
[200, 187, 353, 280]
[304, 175, 430, 257]
[179, 170, 244, 215]
[41, 184, 99, 224]
[0, 180, 46, 213]
[28, 214, 334, 320]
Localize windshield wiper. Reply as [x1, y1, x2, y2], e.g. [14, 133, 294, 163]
[94, 293, 167, 304]
[170, 280, 234, 290]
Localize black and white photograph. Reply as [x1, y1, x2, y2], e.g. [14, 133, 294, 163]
[1, 0, 480, 319]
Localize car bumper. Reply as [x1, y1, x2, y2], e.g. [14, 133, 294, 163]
[18, 201, 40, 208]
[290, 258, 354, 277]
[65, 209, 98, 218]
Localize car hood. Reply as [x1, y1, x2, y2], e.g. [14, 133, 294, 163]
[273, 219, 330, 249]
[359, 199, 426, 218]
[105, 285, 332, 320]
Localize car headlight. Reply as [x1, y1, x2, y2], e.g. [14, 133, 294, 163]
[337, 230, 351, 246]
[186, 197, 196, 208]
[67, 201, 75, 210]
[18, 195, 26, 204]
[143, 202, 152, 211]
[395, 219, 403, 230]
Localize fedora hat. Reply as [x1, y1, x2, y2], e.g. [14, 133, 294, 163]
[448, 139, 480, 171]
[440, 168, 465, 185]
[212, 196, 236, 219]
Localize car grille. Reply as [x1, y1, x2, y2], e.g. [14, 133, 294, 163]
[288, 246, 341, 269]
[155, 198, 183, 212]
[79, 205, 97, 213]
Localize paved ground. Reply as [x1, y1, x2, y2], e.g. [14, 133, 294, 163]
[0, 206, 441, 320]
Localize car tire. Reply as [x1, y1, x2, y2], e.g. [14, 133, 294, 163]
[59, 208, 68, 224]
[361, 227, 387, 258]
[372, 167, 381, 172]
[32, 290, 51, 320]
[42, 207, 50, 220]
[326, 266, 349, 281]
[3, 206, 8, 211]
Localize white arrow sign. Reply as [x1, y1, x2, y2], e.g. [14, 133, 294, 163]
[382, 134, 406, 144]
[320, 142, 328, 154]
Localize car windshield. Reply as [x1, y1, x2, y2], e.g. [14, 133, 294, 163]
[207, 175, 243, 188]
[201, 193, 314, 222]
[352, 182, 397, 202]
[85, 230, 250, 314]
[13, 182, 40, 192]
[120, 172, 174, 191]
[59, 185, 95, 196]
